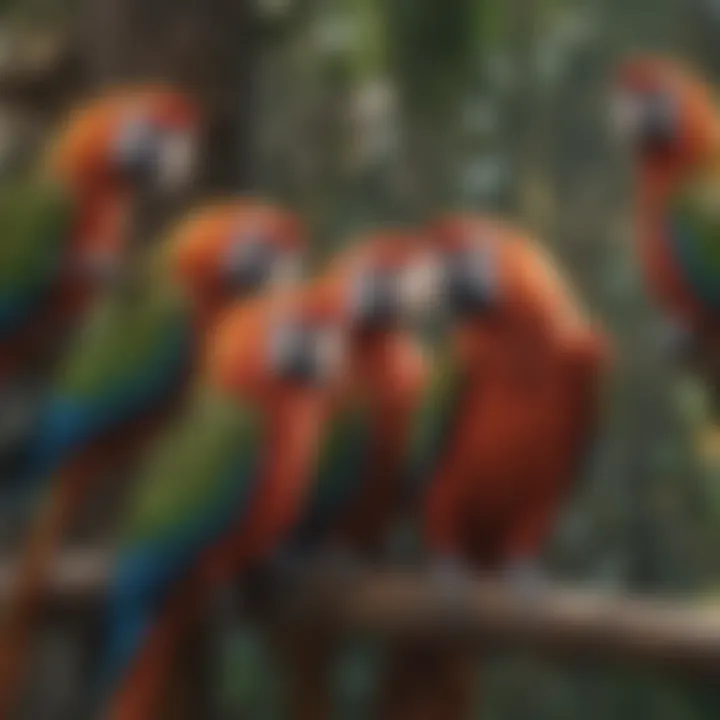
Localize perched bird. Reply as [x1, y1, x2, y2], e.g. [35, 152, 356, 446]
[613, 57, 720, 429]
[98, 284, 350, 720]
[278, 232, 435, 720]
[0, 87, 199, 387]
[0, 200, 304, 719]
[379, 215, 609, 720]
[292, 232, 434, 557]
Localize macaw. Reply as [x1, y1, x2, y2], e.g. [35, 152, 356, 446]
[613, 56, 720, 425]
[271, 233, 437, 720]
[98, 284, 349, 720]
[0, 200, 305, 718]
[378, 214, 609, 720]
[0, 86, 199, 387]
[422, 215, 608, 571]
[292, 232, 433, 558]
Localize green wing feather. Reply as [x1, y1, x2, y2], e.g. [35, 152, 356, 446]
[295, 400, 374, 543]
[0, 179, 74, 328]
[407, 346, 467, 495]
[666, 165, 720, 309]
[55, 272, 189, 402]
[121, 387, 262, 549]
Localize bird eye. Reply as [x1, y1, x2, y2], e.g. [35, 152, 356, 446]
[268, 322, 343, 384]
[351, 270, 400, 328]
[398, 256, 444, 320]
[113, 115, 158, 181]
[223, 235, 276, 292]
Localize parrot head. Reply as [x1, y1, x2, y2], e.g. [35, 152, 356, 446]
[266, 289, 349, 387]
[168, 200, 304, 330]
[50, 86, 199, 195]
[612, 56, 717, 176]
[426, 214, 501, 321]
[48, 87, 200, 285]
[322, 230, 441, 333]
[209, 284, 349, 400]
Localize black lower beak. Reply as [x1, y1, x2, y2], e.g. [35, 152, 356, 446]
[446, 263, 494, 318]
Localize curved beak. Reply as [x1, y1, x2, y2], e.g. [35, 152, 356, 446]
[157, 129, 197, 194]
[224, 244, 302, 296]
[609, 89, 676, 153]
[396, 254, 445, 322]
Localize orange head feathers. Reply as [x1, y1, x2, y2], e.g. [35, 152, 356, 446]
[426, 214, 506, 321]
[167, 200, 305, 327]
[206, 282, 349, 402]
[318, 229, 439, 332]
[613, 56, 718, 179]
[48, 86, 199, 195]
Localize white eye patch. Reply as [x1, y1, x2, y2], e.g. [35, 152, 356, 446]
[114, 115, 157, 173]
[397, 255, 444, 318]
[267, 321, 344, 384]
[610, 89, 677, 147]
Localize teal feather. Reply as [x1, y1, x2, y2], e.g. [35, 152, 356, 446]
[665, 171, 720, 311]
[7, 277, 192, 504]
[293, 403, 373, 547]
[100, 392, 262, 692]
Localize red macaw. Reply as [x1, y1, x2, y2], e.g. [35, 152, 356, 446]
[0, 201, 304, 719]
[98, 283, 349, 720]
[379, 214, 609, 720]
[422, 214, 608, 569]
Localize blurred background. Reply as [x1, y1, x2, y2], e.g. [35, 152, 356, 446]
[0, 0, 720, 718]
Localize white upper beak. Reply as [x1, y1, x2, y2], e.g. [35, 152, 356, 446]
[397, 254, 444, 320]
[158, 130, 197, 192]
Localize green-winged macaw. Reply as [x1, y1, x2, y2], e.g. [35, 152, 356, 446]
[0, 200, 304, 718]
[613, 56, 720, 439]
[98, 283, 350, 720]
[0, 86, 199, 386]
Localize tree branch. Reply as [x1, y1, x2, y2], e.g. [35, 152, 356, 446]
[3, 549, 719, 678]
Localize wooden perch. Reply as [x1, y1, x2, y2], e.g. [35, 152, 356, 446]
[1, 549, 719, 678]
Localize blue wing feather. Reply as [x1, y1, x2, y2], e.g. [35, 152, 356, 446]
[99, 401, 262, 697]
[7, 326, 190, 506]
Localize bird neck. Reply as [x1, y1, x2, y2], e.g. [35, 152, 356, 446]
[191, 295, 227, 344]
[70, 185, 131, 261]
